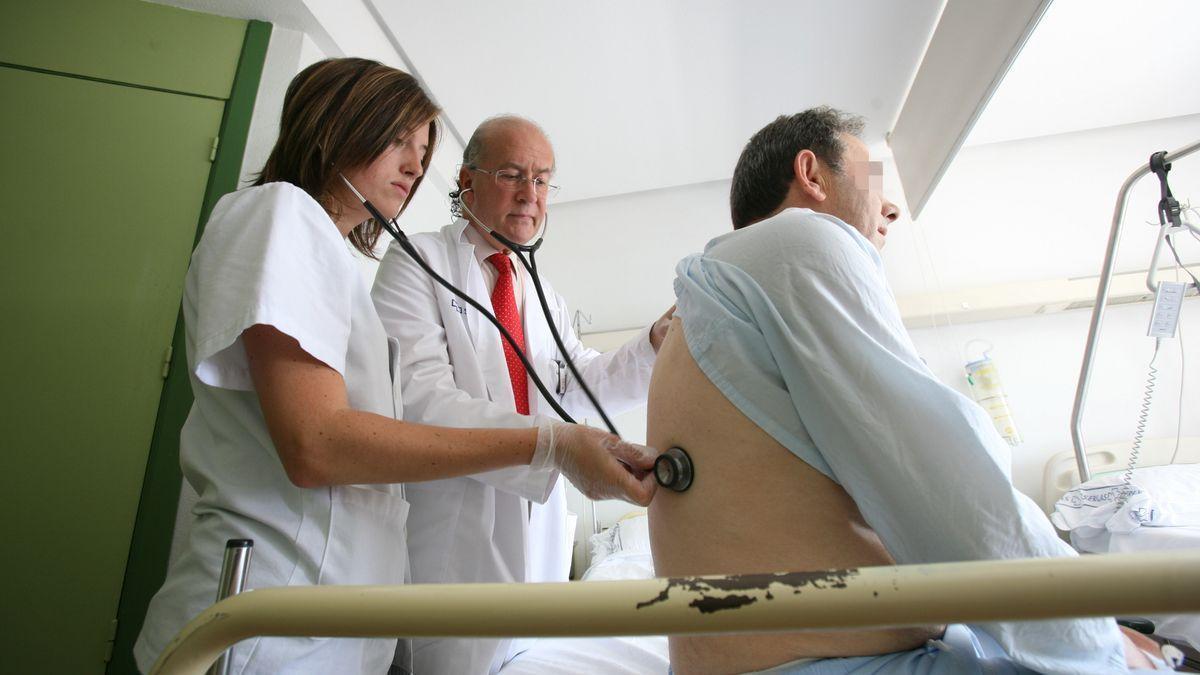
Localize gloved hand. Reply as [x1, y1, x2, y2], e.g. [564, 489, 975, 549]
[533, 419, 658, 506]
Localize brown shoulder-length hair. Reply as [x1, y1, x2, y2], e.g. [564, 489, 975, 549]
[254, 57, 440, 257]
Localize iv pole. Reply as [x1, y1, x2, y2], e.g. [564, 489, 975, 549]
[1070, 139, 1200, 483]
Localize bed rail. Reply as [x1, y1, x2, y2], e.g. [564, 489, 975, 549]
[1072, 138, 1200, 483]
[151, 550, 1200, 675]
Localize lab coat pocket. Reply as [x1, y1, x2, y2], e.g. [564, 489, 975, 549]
[320, 485, 411, 587]
[541, 357, 564, 402]
[387, 336, 404, 419]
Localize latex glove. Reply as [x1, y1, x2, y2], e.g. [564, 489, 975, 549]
[649, 305, 677, 352]
[533, 419, 657, 505]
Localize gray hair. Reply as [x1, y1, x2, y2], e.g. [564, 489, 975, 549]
[729, 106, 864, 229]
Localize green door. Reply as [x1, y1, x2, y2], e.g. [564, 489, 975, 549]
[0, 66, 224, 673]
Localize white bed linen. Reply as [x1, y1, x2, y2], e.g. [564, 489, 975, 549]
[1112, 526, 1200, 652]
[1052, 465, 1200, 651]
[497, 634, 669, 675]
[500, 516, 669, 674]
[1052, 464, 1200, 551]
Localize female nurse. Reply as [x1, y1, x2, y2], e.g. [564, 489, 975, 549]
[134, 58, 656, 674]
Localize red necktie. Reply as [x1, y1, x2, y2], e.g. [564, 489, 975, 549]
[486, 252, 530, 414]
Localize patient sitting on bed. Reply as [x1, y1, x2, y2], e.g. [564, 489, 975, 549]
[647, 108, 1167, 674]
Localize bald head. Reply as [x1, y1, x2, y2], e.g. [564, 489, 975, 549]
[457, 114, 556, 247]
[462, 115, 555, 172]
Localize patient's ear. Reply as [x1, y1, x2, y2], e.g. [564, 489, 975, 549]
[793, 149, 829, 203]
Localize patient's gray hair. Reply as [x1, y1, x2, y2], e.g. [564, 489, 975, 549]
[730, 106, 864, 229]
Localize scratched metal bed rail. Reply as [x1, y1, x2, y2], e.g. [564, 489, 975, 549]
[151, 550, 1200, 675]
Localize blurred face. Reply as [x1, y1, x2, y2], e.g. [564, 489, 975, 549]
[459, 121, 555, 246]
[824, 134, 899, 250]
[338, 123, 429, 232]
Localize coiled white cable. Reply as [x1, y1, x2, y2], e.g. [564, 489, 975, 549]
[1118, 338, 1161, 508]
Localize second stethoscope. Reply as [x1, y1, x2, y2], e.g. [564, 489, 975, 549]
[340, 174, 619, 436]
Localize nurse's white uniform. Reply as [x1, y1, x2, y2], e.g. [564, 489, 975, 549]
[135, 183, 410, 674]
[371, 218, 657, 674]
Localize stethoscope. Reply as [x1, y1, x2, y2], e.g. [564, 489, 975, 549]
[339, 174, 696, 492]
[339, 174, 617, 434]
[453, 187, 621, 436]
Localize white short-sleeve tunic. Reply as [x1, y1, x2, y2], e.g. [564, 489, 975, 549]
[135, 182, 409, 674]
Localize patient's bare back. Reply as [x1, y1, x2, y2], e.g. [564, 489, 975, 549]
[647, 318, 941, 675]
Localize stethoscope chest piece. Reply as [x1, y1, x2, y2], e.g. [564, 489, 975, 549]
[654, 446, 694, 492]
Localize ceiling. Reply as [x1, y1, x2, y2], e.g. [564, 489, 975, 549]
[370, 0, 1200, 207]
[157, 0, 1200, 207]
[152, 0, 1200, 333]
[369, 0, 946, 204]
[966, 0, 1200, 146]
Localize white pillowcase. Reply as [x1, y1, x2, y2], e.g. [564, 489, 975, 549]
[584, 513, 654, 580]
[1051, 464, 1200, 552]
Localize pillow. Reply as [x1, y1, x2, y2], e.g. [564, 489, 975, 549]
[587, 526, 619, 568]
[1051, 464, 1200, 541]
[611, 513, 651, 554]
[585, 512, 652, 570]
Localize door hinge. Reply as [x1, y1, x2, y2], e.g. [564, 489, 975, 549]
[209, 135, 220, 162]
[103, 617, 118, 663]
[162, 344, 174, 379]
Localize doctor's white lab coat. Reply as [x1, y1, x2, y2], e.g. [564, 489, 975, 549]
[371, 219, 657, 674]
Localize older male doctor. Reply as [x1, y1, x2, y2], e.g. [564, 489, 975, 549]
[372, 115, 672, 674]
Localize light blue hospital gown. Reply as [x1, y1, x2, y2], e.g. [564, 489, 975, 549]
[673, 208, 1128, 674]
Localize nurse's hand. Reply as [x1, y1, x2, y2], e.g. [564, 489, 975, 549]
[534, 420, 658, 506]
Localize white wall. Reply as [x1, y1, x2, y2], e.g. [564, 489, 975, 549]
[542, 179, 734, 333]
[566, 114, 1199, 510]
[239, 27, 325, 188]
[912, 301, 1198, 505]
[892, 114, 1200, 504]
[888, 113, 1200, 295]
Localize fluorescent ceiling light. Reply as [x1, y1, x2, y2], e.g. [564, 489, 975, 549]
[890, 0, 1052, 218]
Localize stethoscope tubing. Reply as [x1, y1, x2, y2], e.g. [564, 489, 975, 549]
[342, 178, 618, 437]
[457, 193, 620, 436]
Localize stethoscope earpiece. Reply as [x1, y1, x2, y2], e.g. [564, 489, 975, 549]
[654, 447, 694, 492]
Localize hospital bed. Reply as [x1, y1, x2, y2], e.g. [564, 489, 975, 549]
[494, 516, 667, 667]
[148, 549, 1200, 675]
[1046, 438, 1200, 654]
[500, 512, 668, 674]
[488, 487, 670, 674]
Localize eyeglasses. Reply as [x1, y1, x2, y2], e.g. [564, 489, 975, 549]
[469, 166, 560, 198]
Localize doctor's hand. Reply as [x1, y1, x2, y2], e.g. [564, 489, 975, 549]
[534, 419, 658, 506]
[649, 305, 677, 353]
